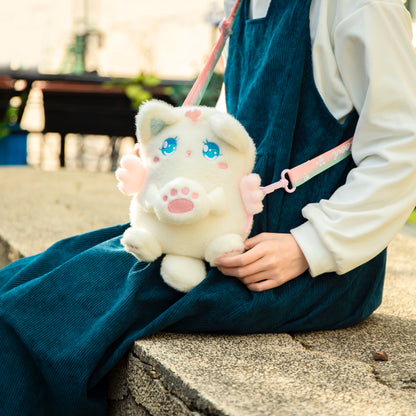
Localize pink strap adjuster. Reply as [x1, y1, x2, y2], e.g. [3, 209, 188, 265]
[260, 169, 296, 195]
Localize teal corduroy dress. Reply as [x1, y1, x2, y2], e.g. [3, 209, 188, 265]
[0, 1, 385, 415]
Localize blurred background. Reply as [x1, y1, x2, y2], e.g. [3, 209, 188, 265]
[0, 0, 224, 78]
[0, 0, 224, 170]
[0, 0, 415, 171]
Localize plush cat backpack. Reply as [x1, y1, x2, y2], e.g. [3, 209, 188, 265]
[115, 0, 353, 292]
[116, 100, 264, 292]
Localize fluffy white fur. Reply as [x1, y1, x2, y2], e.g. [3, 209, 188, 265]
[116, 100, 262, 292]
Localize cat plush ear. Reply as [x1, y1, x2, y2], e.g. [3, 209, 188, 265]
[136, 100, 179, 143]
[208, 112, 256, 172]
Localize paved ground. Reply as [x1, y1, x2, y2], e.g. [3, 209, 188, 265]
[109, 233, 416, 416]
[0, 166, 130, 266]
[0, 167, 415, 416]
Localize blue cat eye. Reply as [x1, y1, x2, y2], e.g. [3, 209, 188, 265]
[202, 140, 221, 160]
[160, 137, 177, 156]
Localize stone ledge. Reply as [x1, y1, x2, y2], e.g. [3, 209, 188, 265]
[107, 313, 416, 416]
[0, 168, 415, 416]
[0, 234, 23, 269]
[106, 234, 416, 416]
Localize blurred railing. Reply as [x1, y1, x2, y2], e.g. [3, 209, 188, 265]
[0, 69, 193, 168]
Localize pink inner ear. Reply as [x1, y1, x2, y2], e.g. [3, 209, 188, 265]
[185, 109, 201, 122]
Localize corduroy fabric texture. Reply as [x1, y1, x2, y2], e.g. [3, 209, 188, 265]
[0, 1, 385, 414]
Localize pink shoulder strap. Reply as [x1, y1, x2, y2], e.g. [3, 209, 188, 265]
[183, 0, 354, 194]
[182, 0, 243, 107]
[261, 138, 353, 195]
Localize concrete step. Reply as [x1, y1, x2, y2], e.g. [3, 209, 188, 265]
[1, 167, 415, 416]
[108, 233, 416, 416]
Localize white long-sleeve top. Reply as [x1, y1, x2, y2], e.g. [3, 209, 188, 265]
[221, 0, 416, 276]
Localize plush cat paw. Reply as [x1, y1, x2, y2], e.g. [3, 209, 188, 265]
[121, 227, 162, 262]
[161, 254, 206, 292]
[205, 234, 245, 267]
[152, 178, 212, 224]
[115, 155, 146, 196]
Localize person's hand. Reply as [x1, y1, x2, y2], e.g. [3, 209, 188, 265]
[214, 233, 309, 292]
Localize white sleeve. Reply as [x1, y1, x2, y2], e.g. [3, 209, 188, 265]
[291, 2, 416, 276]
[215, 82, 227, 113]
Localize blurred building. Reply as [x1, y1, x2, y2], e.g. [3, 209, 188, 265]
[0, 0, 223, 79]
[1, 1, 415, 78]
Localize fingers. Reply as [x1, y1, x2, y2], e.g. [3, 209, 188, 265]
[214, 244, 264, 269]
[247, 279, 281, 292]
[217, 261, 284, 292]
[217, 252, 272, 279]
[244, 232, 278, 250]
[214, 233, 309, 292]
[217, 264, 284, 288]
[215, 239, 279, 289]
[134, 143, 141, 157]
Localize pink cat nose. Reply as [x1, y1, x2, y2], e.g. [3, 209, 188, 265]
[185, 150, 192, 157]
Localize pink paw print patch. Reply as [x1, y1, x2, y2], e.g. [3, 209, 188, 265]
[163, 187, 199, 214]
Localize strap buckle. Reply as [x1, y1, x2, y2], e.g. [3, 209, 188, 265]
[260, 169, 296, 195]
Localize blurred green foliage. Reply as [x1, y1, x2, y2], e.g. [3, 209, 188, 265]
[107, 71, 224, 109]
[105, 73, 161, 109]
[166, 72, 224, 107]
[0, 95, 25, 140]
[408, 209, 416, 224]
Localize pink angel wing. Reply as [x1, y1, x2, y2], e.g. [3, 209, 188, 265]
[115, 155, 146, 196]
[240, 173, 265, 215]
[239, 174, 265, 233]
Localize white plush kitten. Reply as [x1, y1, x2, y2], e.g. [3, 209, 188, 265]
[116, 100, 264, 292]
